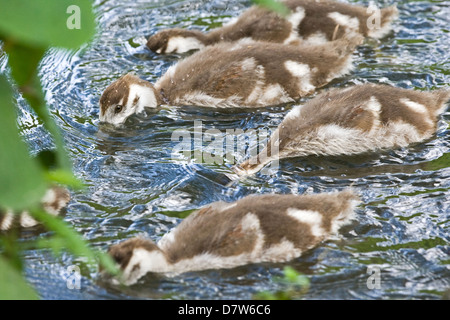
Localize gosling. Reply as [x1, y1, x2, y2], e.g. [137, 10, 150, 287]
[107, 190, 359, 285]
[100, 35, 362, 125]
[236, 84, 450, 175]
[147, 0, 398, 54]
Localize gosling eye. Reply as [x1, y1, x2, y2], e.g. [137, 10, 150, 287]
[115, 105, 123, 114]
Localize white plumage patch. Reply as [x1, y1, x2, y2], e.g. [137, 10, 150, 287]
[128, 84, 158, 112]
[286, 208, 325, 238]
[0, 210, 14, 231]
[175, 91, 242, 108]
[20, 212, 38, 228]
[164, 239, 304, 276]
[328, 12, 360, 30]
[165, 36, 205, 54]
[400, 98, 429, 115]
[168, 252, 251, 275]
[41, 188, 67, 216]
[243, 58, 266, 105]
[261, 84, 293, 104]
[284, 7, 305, 44]
[436, 94, 450, 115]
[317, 124, 360, 142]
[122, 248, 168, 285]
[400, 98, 433, 127]
[157, 231, 176, 249]
[284, 104, 303, 121]
[299, 124, 371, 156]
[247, 82, 292, 106]
[240, 212, 261, 232]
[240, 212, 265, 256]
[41, 188, 57, 207]
[260, 240, 302, 262]
[240, 57, 258, 71]
[284, 60, 309, 78]
[307, 120, 430, 157]
[386, 120, 429, 145]
[304, 32, 329, 45]
[227, 38, 255, 51]
[366, 96, 382, 114]
[365, 96, 382, 130]
[284, 60, 315, 94]
[245, 85, 263, 105]
[240, 58, 290, 106]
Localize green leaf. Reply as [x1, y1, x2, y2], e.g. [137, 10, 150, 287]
[3, 41, 73, 171]
[254, 266, 310, 300]
[283, 266, 300, 282]
[0, 0, 96, 49]
[1, 42, 45, 88]
[283, 266, 310, 287]
[0, 233, 24, 271]
[0, 256, 39, 300]
[252, 0, 290, 16]
[45, 169, 85, 190]
[0, 75, 47, 210]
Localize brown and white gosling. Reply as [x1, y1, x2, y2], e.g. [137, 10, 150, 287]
[147, 0, 398, 54]
[236, 84, 450, 175]
[107, 190, 359, 285]
[100, 35, 362, 125]
[0, 186, 70, 231]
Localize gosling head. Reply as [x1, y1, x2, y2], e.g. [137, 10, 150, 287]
[99, 73, 160, 125]
[146, 28, 206, 54]
[107, 237, 169, 285]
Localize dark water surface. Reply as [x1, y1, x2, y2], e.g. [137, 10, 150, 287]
[2, 0, 449, 299]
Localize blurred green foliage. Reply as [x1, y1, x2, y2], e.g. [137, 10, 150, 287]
[255, 266, 310, 300]
[0, 0, 116, 300]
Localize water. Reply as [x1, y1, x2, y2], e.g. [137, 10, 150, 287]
[2, 0, 450, 299]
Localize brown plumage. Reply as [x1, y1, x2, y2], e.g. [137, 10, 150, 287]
[236, 84, 450, 175]
[100, 35, 362, 124]
[107, 190, 360, 285]
[147, 0, 398, 54]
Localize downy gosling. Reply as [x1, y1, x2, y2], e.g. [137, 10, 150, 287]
[100, 35, 362, 125]
[235, 84, 450, 175]
[147, 0, 397, 54]
[107, 190, 359, 285]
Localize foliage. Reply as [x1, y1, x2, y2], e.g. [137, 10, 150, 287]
[254, 266, 310, 300]
[0, 0, 95, 49]
[0, 76, 47, 210]
[0, 0, 117, 300]
[0, 256, 38, 300]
